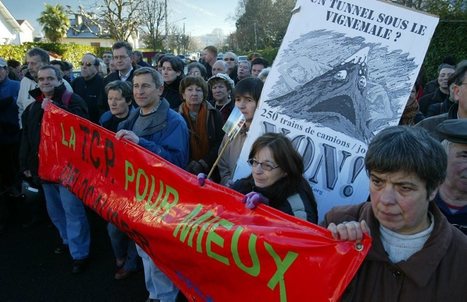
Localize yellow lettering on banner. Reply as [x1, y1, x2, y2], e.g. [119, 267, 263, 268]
[173, 204, 299, 302]
[206, 219, 234, 265]
[61, 122, 76, 151]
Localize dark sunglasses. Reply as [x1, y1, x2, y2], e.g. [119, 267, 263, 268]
[80, 62, 95, 67]
[224, 58, 235, 61]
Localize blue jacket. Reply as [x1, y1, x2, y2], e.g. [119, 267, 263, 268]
[118, 98, 189, 169]
[0, 78, 20, 144]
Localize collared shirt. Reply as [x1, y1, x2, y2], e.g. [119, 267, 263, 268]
[119, 67, 133, 82]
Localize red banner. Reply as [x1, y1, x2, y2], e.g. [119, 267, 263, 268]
[39, 105, 371, 302]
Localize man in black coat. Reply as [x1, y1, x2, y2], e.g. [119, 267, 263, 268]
[72, 53, 105, 123]
[103, 41, 138, 109]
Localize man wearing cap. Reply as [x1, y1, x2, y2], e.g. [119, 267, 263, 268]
[416, 62, 467, 140]
[0, 57, 20, 233]
[435, 119, 467, 235]
[208, 73, 235, 123]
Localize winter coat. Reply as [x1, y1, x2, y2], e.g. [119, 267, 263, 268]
[322, 202, 467, 302]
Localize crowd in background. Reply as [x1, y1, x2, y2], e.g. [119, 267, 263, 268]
[0, 41, 466, 301]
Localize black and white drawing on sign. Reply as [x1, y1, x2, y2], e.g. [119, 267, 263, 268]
[267, 30, 418, 143]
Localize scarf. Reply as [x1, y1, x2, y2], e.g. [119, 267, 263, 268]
[182, 101, 209, 161]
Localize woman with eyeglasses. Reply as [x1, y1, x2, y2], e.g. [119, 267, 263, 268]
[186, 62, 207, 80]
[231, 132, 318, 223]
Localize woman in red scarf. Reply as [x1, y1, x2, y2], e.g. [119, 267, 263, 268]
[178, 76, 224, 180]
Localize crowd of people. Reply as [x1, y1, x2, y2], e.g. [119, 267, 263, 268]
[0, 40, 466, 301]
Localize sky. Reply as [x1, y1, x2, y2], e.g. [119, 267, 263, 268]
[2, 0, 238, 37]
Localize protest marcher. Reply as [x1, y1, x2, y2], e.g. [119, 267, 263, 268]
[72, 53, 105, 123]
[231, 132, 318, 223]
[323, 126, 467, 301]
[103, 41, 137, 110]
[399, 85, 420, 125]
[178, 76, 224, 179]
[211, 60, 228, 76]
[418, 64, 455, 115]
[99, 80, 141, 279]
[207, 73, 235, 123]
[416, 63, 467, 140]
[99, 80, 134, 132]
[426, 74, 457, 117]
[0, 58, 20, 233]
[160, 55, 184, 110]
[236, 60, 251, 83]
[17, 47, 72, 128]
[223, 51, 238, 83]
[116, 67, 189, 302]
[19, 65, 91, 274]
[132, 51, 150, 67]
[202, 45, 217, 78]
[218, 77, 263, 185]
[250, 57, 269, 78]
[186, 62, 207, 79]
[102, 51, 112, 74]
[435, 119, 467, 235]
[258, 67, 271, 82]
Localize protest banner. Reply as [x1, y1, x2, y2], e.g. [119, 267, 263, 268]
[233, 0, 439, 221]
[39, 105, 370, 302]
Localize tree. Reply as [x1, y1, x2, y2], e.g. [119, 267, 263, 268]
[67, 0, 142, 41]
[233, 0, 295, 52]
[140, 0, 166, 51]
[37, 4, 70, 42]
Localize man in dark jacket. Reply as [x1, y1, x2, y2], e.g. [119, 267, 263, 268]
[323, 126, 467, 301]
[103, 41, 138, 110]
[72, 53, 105, 123]
[19, 65, 91, 274]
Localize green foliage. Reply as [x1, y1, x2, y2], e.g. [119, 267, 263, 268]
[37, 4, 70, 43]
[423, 21, 467, 80]
[0, 43, 96, 68]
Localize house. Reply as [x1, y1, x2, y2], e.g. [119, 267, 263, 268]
[0, 1, 22, 44]
[64, 15, 139, 49]
[15, 20, 34, 44]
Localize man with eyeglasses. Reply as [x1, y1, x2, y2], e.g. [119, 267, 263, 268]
[103, 41, 138, 111]
[223, 51, 238, 83]
[71, 53, 105, 123]
[435, 119, 467, 235]
[417, 62, 467, 140]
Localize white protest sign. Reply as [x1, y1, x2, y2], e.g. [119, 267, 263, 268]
[234, 0, 439, 221]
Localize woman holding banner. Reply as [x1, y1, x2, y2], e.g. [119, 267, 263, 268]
[178, 76, 224, 181]
[231, 132, 318, 223]
[100, 80, 141, 280]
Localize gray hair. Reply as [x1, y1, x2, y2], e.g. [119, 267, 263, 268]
[365, 126, 447, 196]
[133, 67, 163, 88]
[27, 47, 50, 64]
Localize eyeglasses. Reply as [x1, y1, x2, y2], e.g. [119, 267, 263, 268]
[80, 62, 94, 67]
[224, 58, 235, 61]
[103, 55, 112, 59]
[188, 71, 201, 76]
[113, 55, 129, 60]
[247, 158, 279, 171]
